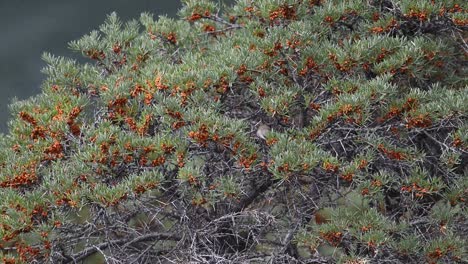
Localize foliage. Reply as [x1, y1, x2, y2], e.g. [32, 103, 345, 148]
[0, 0, 467, 263]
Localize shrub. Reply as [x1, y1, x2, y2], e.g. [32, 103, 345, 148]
[0, 0, 467, 263]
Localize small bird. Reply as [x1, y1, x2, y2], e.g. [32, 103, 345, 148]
[256, 124, 270, 139]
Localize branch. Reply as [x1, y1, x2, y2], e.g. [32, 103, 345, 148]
[235, 173, 278, 212]
[66, 232, 181, 263]
[206, 14, 241, 28]
[422, 130, 467, 155]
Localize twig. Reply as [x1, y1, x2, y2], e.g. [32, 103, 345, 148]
[67, 232, 181, 263]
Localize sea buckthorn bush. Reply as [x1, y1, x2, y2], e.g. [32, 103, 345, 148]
[1, 0, 467, 263]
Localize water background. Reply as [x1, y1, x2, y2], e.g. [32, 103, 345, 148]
[0, 0, 182, 133]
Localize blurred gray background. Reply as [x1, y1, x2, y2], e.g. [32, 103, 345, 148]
[0, 0, 182, 133]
